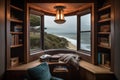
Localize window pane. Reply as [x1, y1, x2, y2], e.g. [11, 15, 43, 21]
[44, 15, 77, 50]
[80, 13, 91, 51]
[80, 32, 91, 51]
[30, 14, 41, 53]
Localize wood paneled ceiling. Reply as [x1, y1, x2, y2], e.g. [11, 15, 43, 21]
[30, 3, 92, 16]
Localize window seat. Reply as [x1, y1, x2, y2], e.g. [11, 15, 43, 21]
[6, 60, 116, 80]
[79, 60, 113, 74]
[8, 59, 112, 74]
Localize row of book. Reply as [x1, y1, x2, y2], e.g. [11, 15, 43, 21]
[10, 34, 22, 45]
[40, 54, 60, 62]
[98, 53, 110, 69]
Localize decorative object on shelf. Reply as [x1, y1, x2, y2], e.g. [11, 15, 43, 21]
[100, 13, 110, 20]
[100, 25, 110, 32]
[14, 25, 22, 32]
[54, 6, 66, 24]
[10, 57, 19, 67]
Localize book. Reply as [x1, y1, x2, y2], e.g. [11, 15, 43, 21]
[98, 53, 110, 69]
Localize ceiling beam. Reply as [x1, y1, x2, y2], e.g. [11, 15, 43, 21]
[27, 0, 95, 3]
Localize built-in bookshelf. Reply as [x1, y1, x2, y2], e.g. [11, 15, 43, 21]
[6, 0, 25, 68]
[97, 0, 112, 70]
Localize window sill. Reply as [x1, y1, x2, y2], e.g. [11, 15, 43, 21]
[78, 50, 92, 63]
[30, 49, 43, 55]
[78, 50, 91, 56]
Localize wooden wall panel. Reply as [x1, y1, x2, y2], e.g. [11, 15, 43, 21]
[0, 0, 5, 79]
[113, 0, 120, 79]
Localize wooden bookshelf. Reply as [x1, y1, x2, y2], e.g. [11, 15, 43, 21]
[10, 5, 23, 12]
[98, 4, 111, 11]
[98, 45, 111, 49]
[10, 18, 23, 23]
[10, 44, 23, 48]
[98, 18, 111, 23]
[6, 0, 25, 69]
[98, 32, 110, 35]
[10, 32, 23, 34]
[96, 0, 112, 70]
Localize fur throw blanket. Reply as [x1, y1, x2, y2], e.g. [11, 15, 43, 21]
[58, 54, 80, 70]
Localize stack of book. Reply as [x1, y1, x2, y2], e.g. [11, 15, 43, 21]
[98, 53, 110, 69]
[40, 54, 60, 62]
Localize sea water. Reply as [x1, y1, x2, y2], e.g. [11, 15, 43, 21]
[49, 33, 91, 51]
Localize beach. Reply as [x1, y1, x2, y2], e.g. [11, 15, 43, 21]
[67, 41, 76, 50]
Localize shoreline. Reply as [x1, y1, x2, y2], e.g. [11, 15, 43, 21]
[67, 41, 76, 50]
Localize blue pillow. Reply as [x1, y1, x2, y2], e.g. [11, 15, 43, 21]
[27, 62, 51, 80]
[50, 76, 64, 80]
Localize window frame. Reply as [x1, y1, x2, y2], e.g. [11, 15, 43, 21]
[79, 12, 91, 53]
[26, 6, 44, 62]
[77, 5, 94, 63]
[27, 4, 95, 63]
[29, 9, 44, 54]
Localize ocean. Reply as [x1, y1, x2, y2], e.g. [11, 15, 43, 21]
[46, 32, 91, 51]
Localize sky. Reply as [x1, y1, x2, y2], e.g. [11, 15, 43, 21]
[44, 14, 91, 33]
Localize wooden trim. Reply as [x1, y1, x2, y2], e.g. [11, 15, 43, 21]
[98, 4, 111, 12]
[98, 45, 111, 49]
[41, 15, 44, 50]
[24, 2, 30, 63]
[79, 53, 92, 63]
[91, 3, 97, 64]
[98, 18, 111, 23]
[10, 32, 23, 34]
[77, 15, 80, 50]
[111, 0, 115, 72]
[29, 52, 43, 62]
[10, 18, 23, 23]
[6, 0, 11, 69]
[24, 0, 27, 64]
[10, 5, 23, 12]
[98, 32, 110, 35]
[27, 0, 94, 3]
[10, 44, 23, 48]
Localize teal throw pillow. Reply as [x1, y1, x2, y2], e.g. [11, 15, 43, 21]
[27, 62, 51, 80]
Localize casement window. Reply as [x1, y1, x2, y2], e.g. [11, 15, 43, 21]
[77, 8, 93, 62]
[79, 13, 91, 52]
[29, 9, 44, 54]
